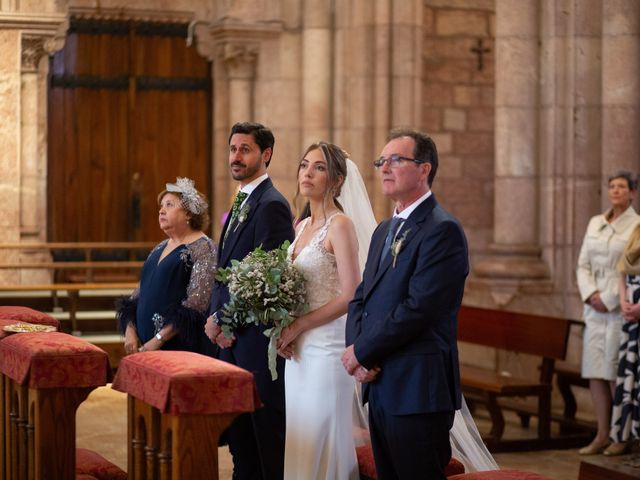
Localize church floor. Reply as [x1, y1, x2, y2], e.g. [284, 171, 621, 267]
[76, 386, 630, 480]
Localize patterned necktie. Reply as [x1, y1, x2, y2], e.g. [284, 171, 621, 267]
[378, 216, 402, 268]
[224, 191, 248, 241]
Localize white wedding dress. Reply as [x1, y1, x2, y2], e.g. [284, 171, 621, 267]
[284, 213, 359, 480]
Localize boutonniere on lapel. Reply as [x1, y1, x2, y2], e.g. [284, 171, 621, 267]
[390, 229, 411, 268]
[234, 203, 251, 232]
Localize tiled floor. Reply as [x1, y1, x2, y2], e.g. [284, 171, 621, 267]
[76, 386, 639, 479]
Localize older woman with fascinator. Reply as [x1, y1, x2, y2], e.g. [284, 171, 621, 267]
[117, 177, 217, 354]
[577, 171, 640, 455]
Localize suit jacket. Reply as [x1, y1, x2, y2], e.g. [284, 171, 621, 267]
[346, 193, 468, 415]
[209, 177, 295, 402]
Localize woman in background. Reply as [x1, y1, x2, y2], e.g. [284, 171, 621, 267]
[577, 171, 639, 454]
[117, 177, 217, 354]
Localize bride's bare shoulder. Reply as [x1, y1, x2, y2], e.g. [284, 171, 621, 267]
[328, 213, 357, 240]
[332, 212, 355, 227]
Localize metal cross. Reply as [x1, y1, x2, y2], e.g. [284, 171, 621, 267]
[470, 38, 491, 71]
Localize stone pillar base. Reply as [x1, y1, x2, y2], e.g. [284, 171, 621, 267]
[474, 243, 549, 280]
[471, 244, 552, 308]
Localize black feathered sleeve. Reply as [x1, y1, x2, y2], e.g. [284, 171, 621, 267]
[116, 289, 139, 333]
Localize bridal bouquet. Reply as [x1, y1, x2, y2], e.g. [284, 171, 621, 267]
[216, 241, 308, 380]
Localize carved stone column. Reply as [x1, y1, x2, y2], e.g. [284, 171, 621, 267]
[0, 28, 21, 250]
[209, 40, 259, 235]
[600, 0, 640, 185]
[333, 0, 421, 221]
[473, 0, 549, 305]
[20, 35, 47, 240]
[19, 34, 58, 283]
[207, 21, 281, 238]
[301, 0, 331, 145]
[0, 12, 66, 283]
[220, 42, 258, 124]
[23, 22, 66, 244]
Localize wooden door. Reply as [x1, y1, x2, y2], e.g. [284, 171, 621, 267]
[48, 19, 211, 243]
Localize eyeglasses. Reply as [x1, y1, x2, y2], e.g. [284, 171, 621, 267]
[373, 154, 424, 169]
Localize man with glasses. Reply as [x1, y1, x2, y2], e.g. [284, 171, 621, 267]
[343, 128, 469, 479]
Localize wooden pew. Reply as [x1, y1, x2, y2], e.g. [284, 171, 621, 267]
[458, 305, 573, 452]
[548, 318, 596, 437]
[554, 363, 597, 435]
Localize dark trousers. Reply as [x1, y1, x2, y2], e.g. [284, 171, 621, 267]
[368, 395, 454, 480]
[216, 332, 285, 480]
[226, 394, 285, 480]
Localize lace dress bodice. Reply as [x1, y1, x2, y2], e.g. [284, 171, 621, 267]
[288, 214, 342, 312]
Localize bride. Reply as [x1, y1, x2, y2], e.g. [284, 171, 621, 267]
[278, 142, 497, 479]
[278, 142, 362, 479]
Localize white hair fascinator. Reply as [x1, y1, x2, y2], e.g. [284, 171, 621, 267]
[166, 177, 208, 215]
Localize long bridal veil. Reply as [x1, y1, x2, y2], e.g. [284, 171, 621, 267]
[337, 158, 498, 473]
[338, 159, 378, 270]
[451, 400, 499, 471]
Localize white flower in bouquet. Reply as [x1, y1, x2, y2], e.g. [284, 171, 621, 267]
[215, 241, 308, 380]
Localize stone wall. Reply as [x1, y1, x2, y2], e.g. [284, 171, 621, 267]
[422, 0, 495, 265]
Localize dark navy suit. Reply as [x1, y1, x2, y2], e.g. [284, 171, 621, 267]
[346, 193, 468, 479]
[209, 177, 294, 480]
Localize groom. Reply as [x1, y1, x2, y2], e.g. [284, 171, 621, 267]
[343, 128, 469, 479]
[205, 121, 294, 480]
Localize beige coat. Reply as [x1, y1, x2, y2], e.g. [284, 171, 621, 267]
[577, 206, 640, 309]
[577, 205, 640, 379]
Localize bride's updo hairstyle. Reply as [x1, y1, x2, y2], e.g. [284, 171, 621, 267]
[294, 141, 348, 222]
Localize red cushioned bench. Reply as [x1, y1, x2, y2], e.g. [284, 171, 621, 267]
[0, 331, 111, 479]
[112, 350, 260, 480]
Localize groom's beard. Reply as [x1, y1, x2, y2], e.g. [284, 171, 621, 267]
[231, 161, 261, 182]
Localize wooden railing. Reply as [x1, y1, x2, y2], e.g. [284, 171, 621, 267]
[0, 242, 154, 283]
[0, 241, 156, 254]
[0, 283, 137, 334]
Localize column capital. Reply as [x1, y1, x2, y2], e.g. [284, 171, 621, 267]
[21, 36, 47, 73]
[208, 21, 282, 79]
[217, 42, 260, 80]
